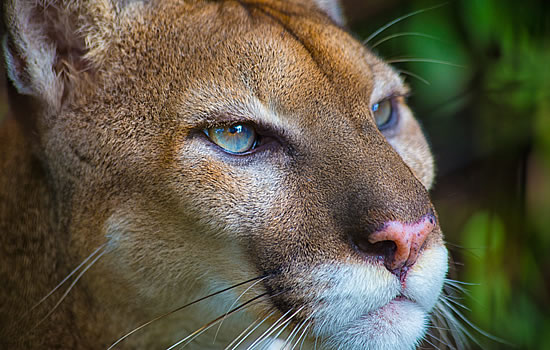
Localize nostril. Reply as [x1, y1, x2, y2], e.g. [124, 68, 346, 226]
[353, 214, 436, 273]
[352, 236, 397, 263]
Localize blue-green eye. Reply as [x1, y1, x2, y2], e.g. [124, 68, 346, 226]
[372, 99, 394, 130]
[205, 124, 257, 154]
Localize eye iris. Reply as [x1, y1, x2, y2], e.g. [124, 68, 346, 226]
[207, 124, 256, 153]
[372, 99, 392, 129]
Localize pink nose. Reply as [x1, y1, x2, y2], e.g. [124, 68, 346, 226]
[368, 215, 435, 271]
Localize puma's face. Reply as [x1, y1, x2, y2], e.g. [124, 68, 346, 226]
[5, 0, 447, 349]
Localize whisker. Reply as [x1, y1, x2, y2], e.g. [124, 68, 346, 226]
[441, 294, 471, 312]
[444, 242, 469, 250]
[425, 313, 464, 350]
[214, 276, 269, 343]
[31, 245, 108, 331]
[286, 311, 316, 350]
[439, 297, 511, 346]
[448, 260, 465, 268]
[226, 317, 265, 350]
[363, 3, 447, 44]
[386, 58, 465, 68]
[433, 303, 470, 349]
[21, 243, 107, 321]
[262, 323, 294, 350]
[225, 310, 276, 350]
[261, 308, 305, 350]
[245, 308, 294, 350]
[247, 306, 304, 350]
[247, 309, 293, 350]
[371, 32, 441, 49]
[166, 292, 271, 350]
[422, 333, 443, 350]
[426, 324, 452, 332]
[282, 319, 306, 349]
[293, 321, 312, 350]
[445, 278, 479, 286]
[397, 69, 431, 85]
[442, 286, 462, 297]
[427, 309, 448, 346]
[443, 282, 472, 300]
[108, 275, 267, 349]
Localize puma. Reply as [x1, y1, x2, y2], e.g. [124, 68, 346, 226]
[0, 0, 454, 349]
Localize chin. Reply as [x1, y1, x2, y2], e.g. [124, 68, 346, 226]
[323, 298, 428, 350]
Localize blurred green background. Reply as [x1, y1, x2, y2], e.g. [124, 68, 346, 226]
[346, 0, 550, 349]
[1, 0, 548, 349]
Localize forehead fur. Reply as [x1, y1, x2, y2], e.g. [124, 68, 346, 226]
[93, 0, 384, 128]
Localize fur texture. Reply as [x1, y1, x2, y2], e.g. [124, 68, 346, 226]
[1, 0, 449, 349]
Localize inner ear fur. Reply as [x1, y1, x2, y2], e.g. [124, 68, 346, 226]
[2, 0, 116, 111]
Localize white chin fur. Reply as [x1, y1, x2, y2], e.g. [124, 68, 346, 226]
[324, 299, 427, 350]
[307, 245, 448, 350]
[405, 245, 449, 311]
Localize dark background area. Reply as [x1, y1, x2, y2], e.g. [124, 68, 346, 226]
[1, 0, 549, 349]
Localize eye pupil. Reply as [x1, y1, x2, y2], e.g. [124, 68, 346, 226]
[205, 123, 257, 154]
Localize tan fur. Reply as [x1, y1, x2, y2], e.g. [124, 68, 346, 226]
[1, 0, 449, 349]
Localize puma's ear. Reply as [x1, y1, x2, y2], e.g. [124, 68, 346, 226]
[311, 0, 345, 26]
[2, 0, 116, 111]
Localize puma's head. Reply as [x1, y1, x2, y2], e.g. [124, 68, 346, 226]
[2, 0, 449, 349]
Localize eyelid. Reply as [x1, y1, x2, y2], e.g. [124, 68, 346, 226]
[374, 92, 410, 105]
[201, 116, 256, 130]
